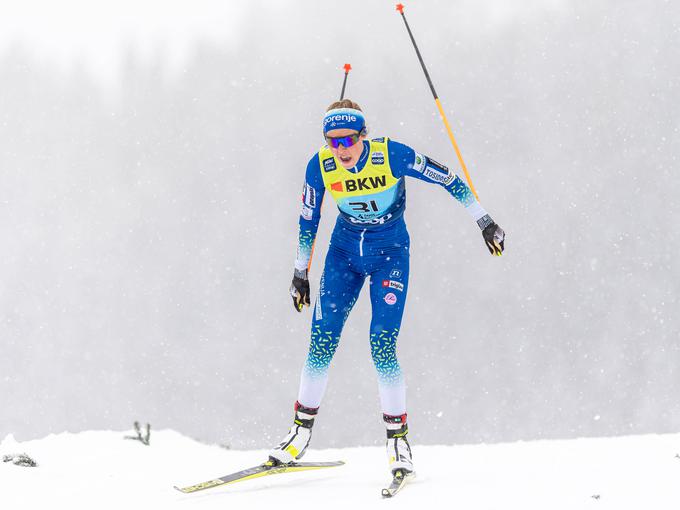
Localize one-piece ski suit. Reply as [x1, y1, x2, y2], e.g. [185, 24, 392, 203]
[294, 137, 489, 416]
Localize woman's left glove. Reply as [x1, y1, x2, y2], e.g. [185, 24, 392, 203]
[481, 221, 505, 256]
[290, 268, 311, 312]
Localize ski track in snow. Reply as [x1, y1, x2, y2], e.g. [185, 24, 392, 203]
[1, 430, 679, 509]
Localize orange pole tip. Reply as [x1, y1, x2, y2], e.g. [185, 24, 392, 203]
[396, 3, 404, 14]
[343, 63, 352, 73]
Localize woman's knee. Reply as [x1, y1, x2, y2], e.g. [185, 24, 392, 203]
[369, 328, 400, 366]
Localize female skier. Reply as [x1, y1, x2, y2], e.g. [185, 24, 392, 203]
[269, 99, 505, 475]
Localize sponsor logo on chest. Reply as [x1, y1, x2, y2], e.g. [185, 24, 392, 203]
[323, 157, 337, 172]
[371, 151, 385, 165]
[329, 175, 387, 193]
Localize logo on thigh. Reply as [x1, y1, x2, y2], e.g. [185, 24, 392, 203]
[382, 280, 404, 292]
[389, 269, 402, 279]
[384, 293, 397, 305]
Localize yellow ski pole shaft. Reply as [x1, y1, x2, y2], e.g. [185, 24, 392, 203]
[395, 3, 480, 201]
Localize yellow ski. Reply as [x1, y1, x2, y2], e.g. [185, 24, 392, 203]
[174, 460, 345, 494]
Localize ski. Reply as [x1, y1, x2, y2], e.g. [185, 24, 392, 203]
[381, 469, 413, 498]
[174, 460, 344, 494]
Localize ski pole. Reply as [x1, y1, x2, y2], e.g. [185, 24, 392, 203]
[308, 64, 351, 275]
[395, 3, 480, 201]
[340, 63, 352, 100]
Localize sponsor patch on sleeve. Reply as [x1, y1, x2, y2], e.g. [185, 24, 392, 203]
[301, 205, 314, 220]
[304, 183, 316, 207]
[413, 152, 426, 173]
[422, 167, 454, 185]
[422, 156, 454, 185]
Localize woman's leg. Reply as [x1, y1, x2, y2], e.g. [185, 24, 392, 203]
[297, 247, 365, 408]
[368, 252, 410, 416]
[270, 247, 365, 464]
[368, 250, 414, 474]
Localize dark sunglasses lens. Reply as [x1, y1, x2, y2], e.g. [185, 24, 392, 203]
[328, 135, 358, 148]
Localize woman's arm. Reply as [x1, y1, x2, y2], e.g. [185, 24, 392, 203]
[294, 154, 326, 273]
[387, 138, 491, 228]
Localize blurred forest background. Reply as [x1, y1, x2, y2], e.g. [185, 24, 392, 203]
[1, 0, 678, 449]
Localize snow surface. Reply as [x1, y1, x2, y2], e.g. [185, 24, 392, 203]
[2, 0, 679, 449]
[2, 429, 679, 509]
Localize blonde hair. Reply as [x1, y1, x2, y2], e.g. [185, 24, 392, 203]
[326, 99, 363, 112]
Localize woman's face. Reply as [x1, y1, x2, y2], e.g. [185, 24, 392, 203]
[326, 128, 366, 169]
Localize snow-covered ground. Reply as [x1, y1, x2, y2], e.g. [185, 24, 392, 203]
[2, 430, 679, 509]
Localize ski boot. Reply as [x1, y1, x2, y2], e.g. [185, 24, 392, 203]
[269, 401, 318, 464]
[384, 413, 414, 474]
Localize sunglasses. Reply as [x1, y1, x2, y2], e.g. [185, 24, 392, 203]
[325, 132, 363, 149]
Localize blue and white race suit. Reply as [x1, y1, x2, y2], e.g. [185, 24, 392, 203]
[295, 137, 489, 416]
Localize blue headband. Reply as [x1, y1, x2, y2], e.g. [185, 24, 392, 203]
[323, 108, 366, 135]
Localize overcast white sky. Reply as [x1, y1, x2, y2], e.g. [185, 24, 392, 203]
[0, 0, 568, 85]
[0, 1, 255, 83]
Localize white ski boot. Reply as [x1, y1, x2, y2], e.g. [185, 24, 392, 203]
[384, 413, 414, 474]
[269, 401, 318, 464]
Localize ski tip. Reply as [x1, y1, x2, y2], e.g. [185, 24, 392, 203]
[381, 469, 412, 498]
[396, 3, 404, 14]
[173, 479, 224, 493]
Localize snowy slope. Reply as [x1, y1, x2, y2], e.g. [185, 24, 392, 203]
[2, 430, 679, 509]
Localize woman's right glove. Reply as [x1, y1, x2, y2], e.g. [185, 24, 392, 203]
[290, 268, 311, 312]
